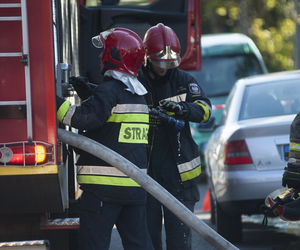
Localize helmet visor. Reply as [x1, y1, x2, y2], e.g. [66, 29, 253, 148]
[148, 57, 181, 69]
[148, 45, 181, 69]
[92, 29, 116, 48]
[91, 35, 103, 48]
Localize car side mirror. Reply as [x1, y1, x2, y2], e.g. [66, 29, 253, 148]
[196, 117, 217, 132]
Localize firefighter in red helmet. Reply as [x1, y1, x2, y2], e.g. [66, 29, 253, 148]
[266, 187, 300, 222]
[138, 23, 212, 250]
[265, 112, 300, 223]
[56, 28, 154, 250]
[266, 112, 300, 222]
[282, 112, 300, 189]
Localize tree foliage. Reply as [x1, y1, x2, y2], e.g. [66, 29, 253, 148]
[201, 0, 296, 72]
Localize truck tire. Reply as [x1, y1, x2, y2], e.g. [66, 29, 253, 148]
[216, 202, 243, 243]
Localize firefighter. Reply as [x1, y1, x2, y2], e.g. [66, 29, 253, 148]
[260, 111, 300, 224]
[56, 28, 154, 250]
[138, 23, 212, 250]
[282, 112, 300, 188]
[265, 112, 300, 222]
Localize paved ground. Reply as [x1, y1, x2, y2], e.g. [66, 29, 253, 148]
[109, 181, 300, 250]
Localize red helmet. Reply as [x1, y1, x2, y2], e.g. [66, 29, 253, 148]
[91, 28, 145, 76]
[143, 23, 181, 69]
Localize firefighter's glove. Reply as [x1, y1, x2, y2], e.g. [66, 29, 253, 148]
[69, 76, 92, 101]
[149, 108, 185, 131]
[282, 158, 300, 188]
[149, 108, 170, 125]
[160, 100, 184, 115]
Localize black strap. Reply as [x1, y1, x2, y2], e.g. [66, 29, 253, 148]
[261, 198, 283, 227]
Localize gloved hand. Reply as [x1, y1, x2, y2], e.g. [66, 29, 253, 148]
[69, 76, 92, 101]
[282, 158, 300, 188]
[160, 100, 183, 115]
[149, 108, 185, 132]
[150, 108, 171, 125]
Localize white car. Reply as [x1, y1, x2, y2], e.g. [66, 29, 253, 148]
[205, 70, 300, 243]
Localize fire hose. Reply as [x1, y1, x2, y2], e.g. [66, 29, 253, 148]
[57, 128, 239, 250]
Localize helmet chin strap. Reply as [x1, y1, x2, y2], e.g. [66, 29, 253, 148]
[101, 67, 108, 76]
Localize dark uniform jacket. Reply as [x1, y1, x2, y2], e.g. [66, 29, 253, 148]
[138, 66, 211, 190]
[67, 77, 149, 205]
[289, 112, 300, 159]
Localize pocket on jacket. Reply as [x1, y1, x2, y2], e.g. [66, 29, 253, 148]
[80, 191, 103, 213]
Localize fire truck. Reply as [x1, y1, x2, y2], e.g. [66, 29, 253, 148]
[0, 0, 201, 249]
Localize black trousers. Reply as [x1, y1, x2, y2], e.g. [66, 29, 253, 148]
[146, 185, 199, 250]
[79, 191, 154, 250]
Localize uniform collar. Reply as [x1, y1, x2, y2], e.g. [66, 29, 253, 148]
[104, 70, 147, 96]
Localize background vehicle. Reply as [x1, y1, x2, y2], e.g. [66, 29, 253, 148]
[189, 33, 268, 177]
[0, 0, 201, 249]
[204, 70, 300, 243]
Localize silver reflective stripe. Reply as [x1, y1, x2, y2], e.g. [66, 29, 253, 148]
[178, 157, 201, 174]
[0, 240, 49, 247]
[111, 104, 149, 115]
[63, 105, 76, 126]
[195, 100, 212, 113]
[77, 165, 147, 177]
[166, 93, 187, 103]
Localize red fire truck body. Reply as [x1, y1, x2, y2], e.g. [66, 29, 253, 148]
[0, 0, 201, 249]
[1, 0, 58, 161]
[0, 1, 56, 144]
[0, 1, 77, 249]
[0, 0, 60, 215]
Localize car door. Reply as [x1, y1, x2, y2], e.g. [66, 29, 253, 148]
[78, 0, 201, 84]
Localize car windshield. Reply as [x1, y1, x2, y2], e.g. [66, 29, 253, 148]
[239, 78, 300, 120]
[189, 54, 264, 97]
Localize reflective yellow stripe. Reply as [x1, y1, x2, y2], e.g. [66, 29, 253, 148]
[119, 123, 149, 143]
[194, 100, 210, 122]
[57, 100, 71, 122]
[0, 165, 58, 176]
[178, 157, 201, 182]
[180, 165, 201, 182]
[178, 157, 201, 173]
[290, 143, 300, 152]
[77, 175, 140, 187]
[166, 111, 175, 116]
[107, 113, 149, 123]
